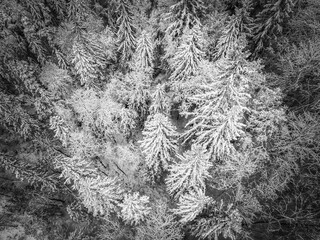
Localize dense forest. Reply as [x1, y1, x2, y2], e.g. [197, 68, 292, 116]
[0, 0, 320, 239]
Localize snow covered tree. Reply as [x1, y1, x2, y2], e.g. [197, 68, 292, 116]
[172, 188, 211, 223]
[0, 92, 39, 139]
[67, 0, 91, 22]
[0, 153, 58, 191]
[139, 113, 178, 180]
[55, 154, 125, 216]
[71, 40, 97, 85]
[107, 70, 152, 124]
[136, 200, 183, 240]
[169, 24, 205, 82]
[133, 29, 154, 70]
[182, 37, 258, 159]
[214, 1, 253, 59]
[166, 145, 212, 198]
[275, 38, 320, 110]
[49, 115, 69, 146]
[39, 63, 72, 98]
[55, 13, 116, 86]
[165, 0, 206, 40]
[149, 84, 171, 115]
[116, 0, 137, 63]
[118, 192, 151, 225]
[252, 0, 295, 56]
[191, 200, 244, 240]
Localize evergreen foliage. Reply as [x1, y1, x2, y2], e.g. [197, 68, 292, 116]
[165, 0, 206, 40]
[172, 188, 211, 223]
[0, 92, 38, 139]
[149, 84, 171, 115]
[68, 0, 91, 21]
[0, 153, 58, 191]
[56, 156, 124, 216]
[108, 71, 151, 123]
[139, 113, 178, 179]
[49, 115, 69, 146]
[182, 37, 259, 159]
[252, 0, 295, 56]
[191, 200, 243, 240]
[166, 145, 212, 198]
[136, 200, 183, 240]
[116, 0, 137, 63]
[276, 38, 320, 110]
[134, 29, 154, 70]
[119, 192, 151, 225]
[1, 0, 320, 239]
[214, 1, 253, 59]
[169, 24, 205, 82]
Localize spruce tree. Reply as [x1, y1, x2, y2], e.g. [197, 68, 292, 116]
[172, 188, 211, 223]
[166, 145, 212, 198]
[116, 0, 137, 63]
[118, 192, 151, 225]
[182, 37, 256, 159]
[136, 200, 183, 240]
[165, 0, 206, 40]
[252, 0, 295, 56]
[169, 24, 205, 82]
[215, 1, 253, 59]
[149, 84, 171, 115]
[134, 29, 154, 70]
[139, 113, 178, 179]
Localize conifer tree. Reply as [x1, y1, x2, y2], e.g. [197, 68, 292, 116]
[118, 192, 151, 225]
[169, 24, 205, 82]
[0, 92, 38, 139]
[136, 200, 183, 240]
[67, 0, 91, 22]
[49, 115, 69, 146]
[139, 83, 177, 179]
[191, 200, 244, 240]
[71, 40, 97, 85]
[139, 113, 178, 179]
[0, 153, 58, 191]
[172, 188, 211, 223]
[134, 29, 154, 70]
[252, 0, 295, 56]
[116, 0, 137, 63]
[166, 145, 212, 198]
[108, 70, 151, 123]
[165, 0, 206, 40]
[149, 84, 171, 115]
[56, 155, 124, 216]
[182, 37, 257, 159]
[215, 1, 253, 59]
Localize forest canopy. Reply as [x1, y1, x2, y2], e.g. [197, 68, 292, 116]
[0, 0, 320, 239]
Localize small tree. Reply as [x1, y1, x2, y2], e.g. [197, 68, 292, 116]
[133, 29, 154, 70]
[166, 144, 212, 198]
[169, 24, 205, 83]
[149, 84, 171, 115]
[118, 192, 151, 225]
[136, 200, 183, 240]
[139, 113, 178, 180]
[172, 188, 211, 223]
[165, 0, 206, 40]
[252, 0, 295, 56]
[116, 0, 137, 63]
